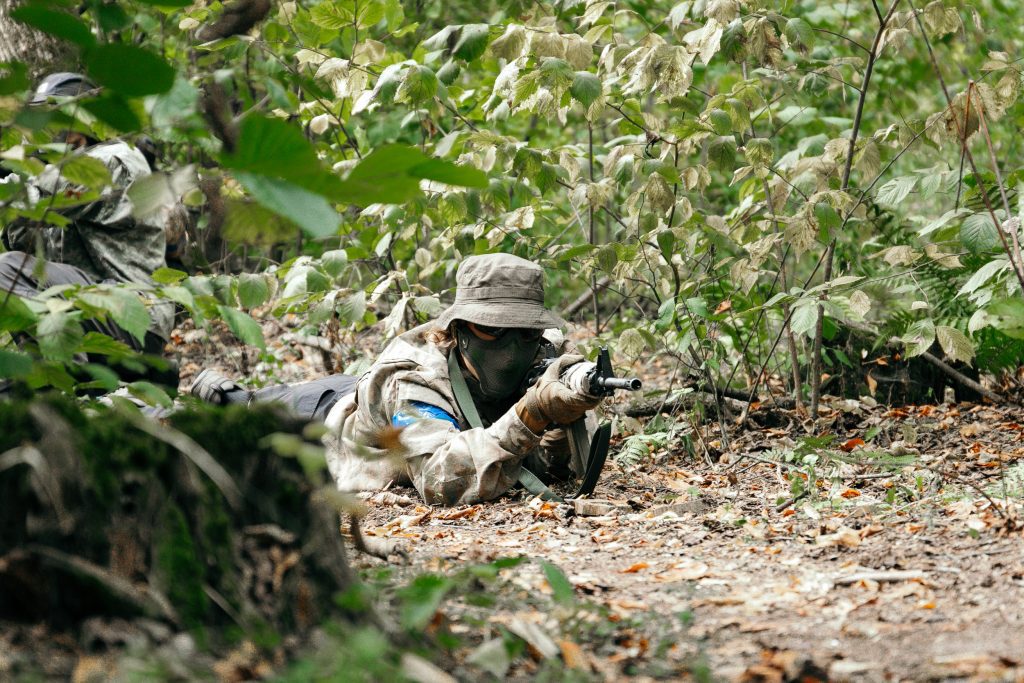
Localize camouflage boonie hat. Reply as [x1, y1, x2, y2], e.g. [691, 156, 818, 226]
[436, 253, 565, 329]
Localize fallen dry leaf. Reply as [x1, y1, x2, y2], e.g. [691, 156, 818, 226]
[439, 506, 480, 521]
[654, 560, 709, 582]
[960, 422, 984, 438]
[840, 438, 866, 452]
[621, 562, 650, 573]
[816, 526, 861, 548]
[558, 640, 588, 670]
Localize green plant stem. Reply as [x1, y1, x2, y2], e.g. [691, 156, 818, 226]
[810, 0, 901, 426]
[907, 2, 1024, 293]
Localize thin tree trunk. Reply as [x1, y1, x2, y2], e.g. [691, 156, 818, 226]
[0, 0, 78, 78]
[809, 0, 901, 423]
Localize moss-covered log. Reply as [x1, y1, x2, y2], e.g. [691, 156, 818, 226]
[0, 397, 355, 644]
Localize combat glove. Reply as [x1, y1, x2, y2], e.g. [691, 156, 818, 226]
[516, 354, 602, 432]
[189, 368, 245, 405]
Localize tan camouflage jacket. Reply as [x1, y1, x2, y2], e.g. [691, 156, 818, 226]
[324, 322, 591, 505]
[4, 141, 173, 340]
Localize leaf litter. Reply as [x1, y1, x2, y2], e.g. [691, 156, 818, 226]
[356, 392, 1024, 680]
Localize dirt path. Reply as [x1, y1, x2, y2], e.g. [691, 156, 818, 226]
[176, 324, 1024, 679]
[358, 399, 1024, 681]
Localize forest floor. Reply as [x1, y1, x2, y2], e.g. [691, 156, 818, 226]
[353, 395, 1024, 682]
[187, 319, 1024, 681]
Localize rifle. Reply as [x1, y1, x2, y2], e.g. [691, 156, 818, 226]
[521, 347, 642, 395]
[588, 347, 642, 395]
[518, 347, 641, 500]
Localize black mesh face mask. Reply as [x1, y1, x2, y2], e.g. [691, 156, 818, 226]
[455, 324, 543, 402]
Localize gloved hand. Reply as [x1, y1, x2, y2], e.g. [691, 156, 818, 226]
[189, 368, 244, 405]
[516, 354, 603, 432]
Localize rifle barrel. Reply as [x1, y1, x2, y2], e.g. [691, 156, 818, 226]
[595, 377, 642, 391]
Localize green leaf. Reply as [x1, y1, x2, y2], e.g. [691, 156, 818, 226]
[107, 289, 150, 344]
[813, 202, 840, 232]
[81, 94, 142, 132]
[338, 144, 483, 205]
[707, 109, 732, 135]
[85, 44, 175, 97]
[384, 0, 404, 29]
[159, 285, 196, 311]
[37, 311, 84, 362]
[12, 5, 96, 48]
[785, 18, 814, 52]
[237, 274, 270, 309]
[958, 258, 1009, 296]
[127, 381, 173, 408]
[657, 230, 675, 256]
[0, 61, 30, 96]
[685, 297, 709, 317]
[618, 328, 647, 357]
[454, 24, 490, 61]
[960, 213, 1001, 253]
[133, 0, 192, 7]
[337, 291, 366, 323]
[876, 175, 917, 207]
[0, 349, 33, 379]
[310, 1, 352, 29]
[901, 318, 936, 357]
[397, 65, 438, 104]
[152, 267, 188, 284]
[79, 331, 134, 359]
[655, 298, 675, 331]
[399, 574, 453, 630]
[354, 0, 385, 28]
[570, 71, 602, 107]
[235, 172, 341, 238]
[0, 294, 39, 332]
[217, 305, 265, 350]
[310, 0, 383, 30]
[79, 363, 120, 391]
[79, 289, 150, 344]
[306, 269, 332, 293]
[408, 158, 487, 188]
[61, 156, 111, 189]
[707, 136, 736, 170]
[224, 116, 342, 198]
[597, 244, 617, 272]
[436, 61, 460, 85]
[26, 361, 76, 392]
[744, 137, 773, 167]
[790, 302, 818, 337]
[538, 560, 575, 605]
[936, 325, 974, 365]
[987, 299, 1024, 339]
[321, 250, 348, 279]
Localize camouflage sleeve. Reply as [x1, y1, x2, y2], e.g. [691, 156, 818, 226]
[389, 391, 543, 506]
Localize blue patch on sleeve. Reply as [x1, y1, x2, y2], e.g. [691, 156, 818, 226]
[391, 401, 460, 430]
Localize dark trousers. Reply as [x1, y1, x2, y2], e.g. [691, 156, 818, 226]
[227, 374, 359, 422]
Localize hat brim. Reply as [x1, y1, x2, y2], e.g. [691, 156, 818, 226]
[436, 301, 564, 330]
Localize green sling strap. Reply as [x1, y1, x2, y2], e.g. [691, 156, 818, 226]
[447, 351, 564, 502]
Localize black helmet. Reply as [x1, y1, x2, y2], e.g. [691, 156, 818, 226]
[30, 72, 97, 104]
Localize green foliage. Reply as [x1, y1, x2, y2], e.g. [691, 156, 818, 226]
[2, 0, 1024, 405]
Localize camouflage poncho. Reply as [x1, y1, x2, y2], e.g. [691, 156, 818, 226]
[4, 141, 173, 340]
